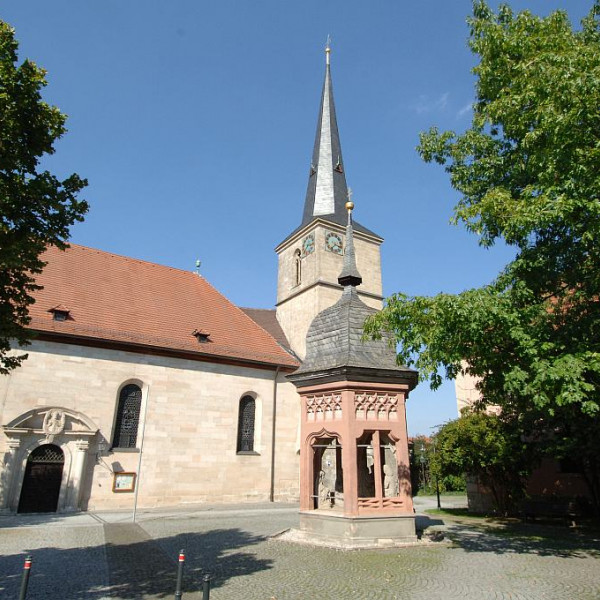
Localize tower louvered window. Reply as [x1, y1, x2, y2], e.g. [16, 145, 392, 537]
[112, 384, 142, 449]
[237, 395, 256, 453]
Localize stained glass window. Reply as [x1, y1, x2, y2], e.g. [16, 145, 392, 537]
[237, 395, 256, 453]
[112, 384, 142, 449]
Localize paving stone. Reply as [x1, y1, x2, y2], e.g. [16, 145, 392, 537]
[0, 525, 109, 599]
[103, 523, 182, 599]
[0, 502, 598, 600]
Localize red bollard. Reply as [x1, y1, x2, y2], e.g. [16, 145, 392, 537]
[19, 555, 32, 600]
[174, 550, 185, 600]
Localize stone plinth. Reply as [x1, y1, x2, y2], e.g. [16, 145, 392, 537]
[293, 511, 417, 548]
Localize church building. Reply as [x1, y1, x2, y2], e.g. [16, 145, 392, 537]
[0, 46, 402, 515]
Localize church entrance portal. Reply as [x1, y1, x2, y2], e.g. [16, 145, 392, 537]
[18, 444, 64, 513]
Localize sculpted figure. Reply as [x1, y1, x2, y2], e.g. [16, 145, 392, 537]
[366, 446, 374, 474]
[318, 469, 331, 507]
[43, 409, 65, 435]
[383, 464, 399, 498]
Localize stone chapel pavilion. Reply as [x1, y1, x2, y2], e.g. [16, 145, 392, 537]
[0, 44, 418, 529]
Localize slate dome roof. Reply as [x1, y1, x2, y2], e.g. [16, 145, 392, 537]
[296, 286, 399, 374]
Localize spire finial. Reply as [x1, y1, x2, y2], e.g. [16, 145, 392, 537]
[346, 187, 354, 212]
[325, 35, 331, 65]
[338, 189, 362, 288]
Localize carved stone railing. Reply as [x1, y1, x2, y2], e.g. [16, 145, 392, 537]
[358, 497, 404, 510]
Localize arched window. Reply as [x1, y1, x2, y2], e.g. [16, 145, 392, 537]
[294, 249, 302, 287]
[237, 395, 256, 453]
[112, 384, 142, 449]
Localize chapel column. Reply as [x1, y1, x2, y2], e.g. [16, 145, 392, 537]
[0, 439, 21, 512]
[65, 440, 89, 512]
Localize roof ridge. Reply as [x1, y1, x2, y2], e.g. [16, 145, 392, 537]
[63, 242, 202, 278]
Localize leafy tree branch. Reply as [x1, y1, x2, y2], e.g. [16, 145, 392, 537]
[0, 21, 88, 373]
[365, 1, 600, 512]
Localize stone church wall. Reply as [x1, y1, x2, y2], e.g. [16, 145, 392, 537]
[0, 340, 300, 511]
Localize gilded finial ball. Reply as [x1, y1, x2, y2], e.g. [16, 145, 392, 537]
[345, 201, 354, 211]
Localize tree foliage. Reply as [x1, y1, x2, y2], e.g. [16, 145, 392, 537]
[410, 435, 466, 496]
[429, 412, 530, 514]
[365, 2, 600, 510]
[0, 21, 88, 373]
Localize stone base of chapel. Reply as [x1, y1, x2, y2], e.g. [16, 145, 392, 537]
[278, 511, 417, 549]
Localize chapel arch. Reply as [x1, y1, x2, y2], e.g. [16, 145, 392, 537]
[356, 430, 402, 509]
[308, 431, 343, 510]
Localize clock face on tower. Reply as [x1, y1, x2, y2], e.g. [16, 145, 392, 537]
[302, 234, 315, 256]
[325, 232, 343, 255]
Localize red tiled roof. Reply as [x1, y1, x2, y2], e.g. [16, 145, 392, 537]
[28, 244, 299, 369]
[240, 307, 293, 352]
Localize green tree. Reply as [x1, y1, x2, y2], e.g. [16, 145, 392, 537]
[365, 2, 600, 512]
[430, 412, 531, 514]
[410, 435, 431, 495]
[410, 435, 466, 496]
[0, 21, 88, 373]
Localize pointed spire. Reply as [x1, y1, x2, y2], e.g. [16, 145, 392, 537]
[338, 191, 362, 288]
[301, 40, 350, 227]
[278, 43, 382, 246]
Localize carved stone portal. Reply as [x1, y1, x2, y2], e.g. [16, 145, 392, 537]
[1, 407, 99, 513]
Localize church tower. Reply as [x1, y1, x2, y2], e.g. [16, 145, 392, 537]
[275, 44, 384, 359]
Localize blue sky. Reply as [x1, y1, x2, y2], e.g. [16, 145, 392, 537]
[3, 1, 593, 435]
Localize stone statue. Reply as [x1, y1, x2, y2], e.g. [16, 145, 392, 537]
[383, 464, 399, 498]
[366, 446, 374, 474]
[318, 469, 331, 507]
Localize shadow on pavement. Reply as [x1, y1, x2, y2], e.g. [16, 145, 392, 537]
[415, 515, 445, 531]
[445, 522, 600, 559]
[0, 525, 272, 599]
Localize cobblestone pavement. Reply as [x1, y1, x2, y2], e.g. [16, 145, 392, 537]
[1, 498, 599, 600]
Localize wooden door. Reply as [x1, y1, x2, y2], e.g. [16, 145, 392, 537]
[18, 444, 64, 513]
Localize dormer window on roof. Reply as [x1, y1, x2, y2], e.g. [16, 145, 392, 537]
[192, 329, 211, 343]
[48, 305, 70, 322]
